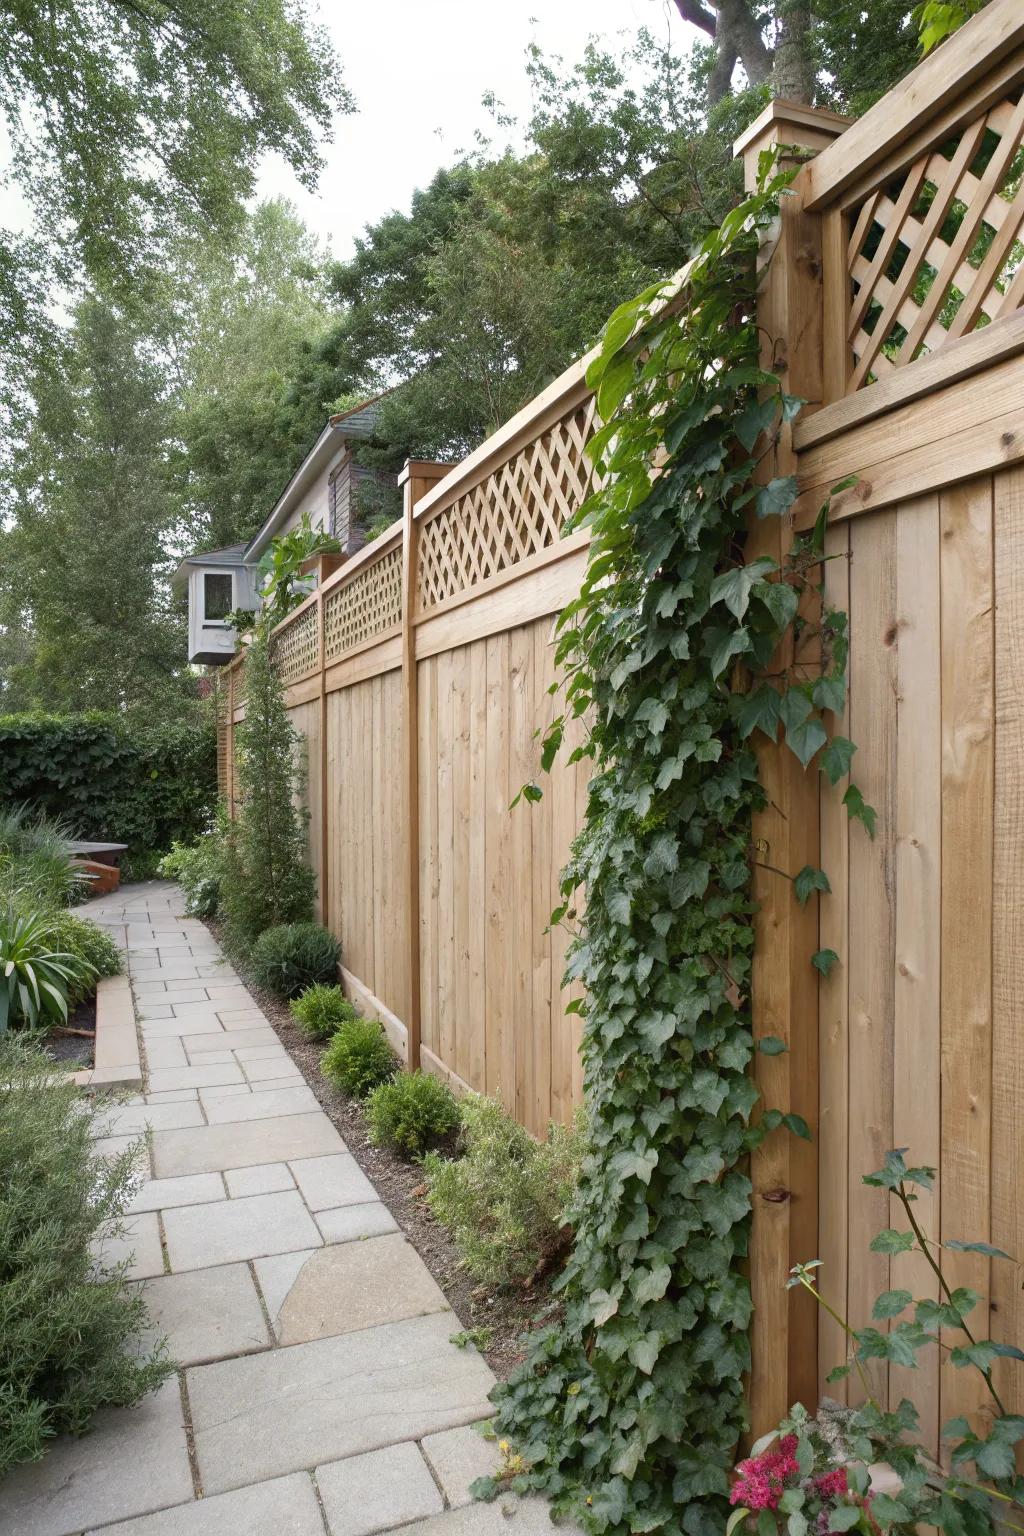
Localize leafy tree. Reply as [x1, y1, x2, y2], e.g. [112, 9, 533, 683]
[0, 0, 349, 380]
[0, 297, 195, 717]
[166, 200, 358, 549]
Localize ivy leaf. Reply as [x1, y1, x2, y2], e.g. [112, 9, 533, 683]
[950, 1341, 998, 1371]
[785, 717, 828, 768]
[757, 1035, 788, 1056]
[826, 1364, 852, 1383]
[756, 476, 798, 519]
[821, 736, 856, 784]
[738, 685, 781, 740]
[597, 353, 635, 421]
[843, 784, 877, 837]
[706, 625, 752, 680]
[829, 1506, 862, 1531]
[631, 1263, 672, 1306]
[734, 396, 779, 451]
[794, 865, 831, 904]
[813, 675, 846, 715]
[710, 558, 776, 621]
[758, 580, 799, 632]
[628, 1333, 661, 1375]
[812, 948, 839, 977]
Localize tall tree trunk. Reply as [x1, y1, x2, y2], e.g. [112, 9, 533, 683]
[772, 0, 815, 103]
[673, 0, 773, 106]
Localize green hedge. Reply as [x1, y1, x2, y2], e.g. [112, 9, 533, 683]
[0, 712, 217, 861]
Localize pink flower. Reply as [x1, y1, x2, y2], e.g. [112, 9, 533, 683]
[813, 1468, 848, 1500]
[730, 1436, 800, 1511]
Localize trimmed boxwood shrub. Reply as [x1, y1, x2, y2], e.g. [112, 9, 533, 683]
[289, 983, 358, 1041]
[0, 1035, 173, 1474]
[365, 1071, 461, 1159]
[250, 922, 340, 998]
[0, 712, 216, 864]
[321, 1015, 395, 1097]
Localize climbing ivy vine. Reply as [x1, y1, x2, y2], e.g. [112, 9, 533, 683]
[484, 156, 872, 1535]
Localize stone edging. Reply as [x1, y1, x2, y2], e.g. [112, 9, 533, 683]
[72, 973, 143, 1089]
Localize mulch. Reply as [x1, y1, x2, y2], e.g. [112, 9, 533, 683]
[43, 994, 96, 1067]
[205, 919, 560, 1381]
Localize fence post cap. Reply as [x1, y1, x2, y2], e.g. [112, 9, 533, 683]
[733, 99, 852, 161]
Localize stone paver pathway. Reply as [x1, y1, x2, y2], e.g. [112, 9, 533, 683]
[0, 882, 572, 1536]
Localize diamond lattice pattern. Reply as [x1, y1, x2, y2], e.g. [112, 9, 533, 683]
[273, 605, 319, 684]
[417, 397, 599, 611]
[846, 90, 1024, 392]
[324, 544, 403, 663]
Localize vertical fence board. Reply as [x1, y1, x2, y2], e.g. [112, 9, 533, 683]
[485, 631, 514, 1109]
[818, 519, 851, 1398]
[939, 478, 995, 1441]
[846, 509, 898, 1404]
[992, 466, 1024, 1422]
[467, 639, 488, 1094]
[509, 624, 537, 1131]
[892, 495, 942, 1454]
[418, 657, 439, 1060]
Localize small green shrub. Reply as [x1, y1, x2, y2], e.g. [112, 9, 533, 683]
[424, 1095, 583, 1289]
[159, 833, 223, 918]
[0, 907, 96, 1032]
[289, 982, 358, 1041]
[321, 1015, 396, 1097]
[365, 1071, 461, 1159]
[41, 910, 122, 1004]
[0, 1034, 173, 1474]
[250, 922, 340, 998]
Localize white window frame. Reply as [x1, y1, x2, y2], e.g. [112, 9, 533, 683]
[201, 570, 235, 628]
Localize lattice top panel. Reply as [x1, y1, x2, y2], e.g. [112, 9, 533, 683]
[417, 395, 599, 611]
[273, 603, 319, 685]
[845, 90, 1024, 392]
[324, 542, 403, 663]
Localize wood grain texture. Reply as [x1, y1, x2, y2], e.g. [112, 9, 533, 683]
[892, 495, 942, 1453]
[991, 466, 1024, 1423]
[846, 509, 898, 1405]
[939, 477, 995, 1442]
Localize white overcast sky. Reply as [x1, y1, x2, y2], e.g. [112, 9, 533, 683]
[257, 0, 700, 260]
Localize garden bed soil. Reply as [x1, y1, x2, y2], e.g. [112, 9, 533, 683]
[43, 995, 96, 1068]
[206, 920, 559, 1381]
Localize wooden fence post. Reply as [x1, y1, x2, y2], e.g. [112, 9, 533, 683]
[317, 585, 329, 930]
[735, 101, 850, 1434]
[397, 461, 454, 1072]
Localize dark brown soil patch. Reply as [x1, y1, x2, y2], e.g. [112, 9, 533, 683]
[206, 918, 560, 1381]
[43, 993, 96, 1067]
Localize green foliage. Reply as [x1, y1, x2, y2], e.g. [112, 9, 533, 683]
[915, 1, 986, 54]
[0, 907, 94, 1033]
[0, 1035, 173, 1474]
[321, 1016, 396, 1097]
[0, 1, 347, 392]
[289, 983, 359, 1041]
[485, 161, 870, 1533]
[0, 804, 83, 910]
[38, 910, 121, 1005]
[365, 1071, 461, 1160]
[738, 1149, 1024, 1536]
[0, 713, 217, 862]
[425, 1096, 583, 1291]
[250, 922, 340, 999]
[257, 512, 341, 625]
[159, 833, 225, 919]
[0, 298, 196, 717]
[218, 630, 316, 946]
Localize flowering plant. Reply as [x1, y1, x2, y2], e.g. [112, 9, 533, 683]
[729, 1151, 1024, 1536]
[727, 1403, 880, 1536]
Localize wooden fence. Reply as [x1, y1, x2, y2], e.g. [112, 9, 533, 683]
[218, 0, 1024, 1441]
[221, 369, 599, 1138]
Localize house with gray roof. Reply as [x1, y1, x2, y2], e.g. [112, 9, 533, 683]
[173, 393, 395, 665]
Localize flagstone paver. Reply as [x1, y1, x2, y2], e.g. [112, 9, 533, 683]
[3, 882, 577, 1536]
